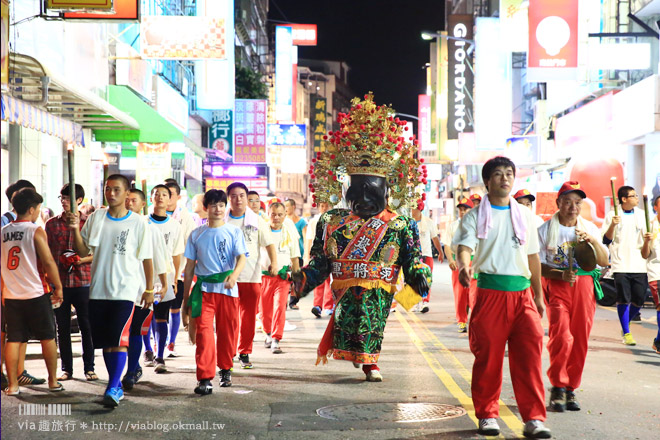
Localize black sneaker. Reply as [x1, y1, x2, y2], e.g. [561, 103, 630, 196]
[549, 386, 566, 412]
[311, 306, 322, 318]
[121, 372, 136, 391]
[653, 338, 660, 354]
[219, 369, 232, 387]
[194, 379, 213, 395]
[631, 313, 641, 322]
[238, 354, 253, 369]
[154, 358, 167, 373]
[565, 390, 581, 411]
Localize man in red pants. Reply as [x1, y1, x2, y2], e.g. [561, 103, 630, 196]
[306, 202, 334, 317]
[225, 183, 277, 369]
[260, 202, 300, 353]
[538, 182, 609, 412]
[455, 157, 551, 439]
[444, 197, 474, 331]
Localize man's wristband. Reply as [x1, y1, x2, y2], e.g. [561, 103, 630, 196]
[144, 289, 154, 294]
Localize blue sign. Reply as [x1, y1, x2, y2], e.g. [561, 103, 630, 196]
[267, 124, 307, 146]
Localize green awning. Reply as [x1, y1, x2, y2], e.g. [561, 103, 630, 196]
[93, 85, 184, 143]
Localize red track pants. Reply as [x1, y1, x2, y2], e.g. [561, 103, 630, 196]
[451, 269, 476, 323]
[235, 282, 261, 355]
[544, 276, 596, 391]
[313, 278, 334, 311]
[469, 287, 546, 422]
[195, 292, 238, 380]
[260, 276, 290, 341]
[650, 280, 659, 308]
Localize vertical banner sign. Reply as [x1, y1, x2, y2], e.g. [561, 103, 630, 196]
[209, 110, 233, 163]
[527, 0, 578, 82]
[1, 0, 8, 87]
[234, 99, 267, 163]
[275, 26, 293, 122]
[418, 95, 432, 152]
[429, 41, 438, 148]
[438, 34, 451, 161]
[447, 15, 474, 140]
[312, 96, 327, 152]
[500, 0, 529, 52]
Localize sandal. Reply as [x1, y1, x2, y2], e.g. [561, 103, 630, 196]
[85, 371, 99, 381]
[49, 382, 64, 392]
[5, 388, 20, 396]
[58, 372, 72, 381]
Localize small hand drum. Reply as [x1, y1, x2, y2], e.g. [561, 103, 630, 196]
[574, 241, 597, 271]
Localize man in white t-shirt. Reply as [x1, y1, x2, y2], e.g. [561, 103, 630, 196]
[122, 189, 169, 391]
[455, 157, 550, 439]
[260, 202, 300, 354]
[68, 174, 154, 408]
[306, 202, 334, 317]
[445, 197, 475, 331]
[164, 180, 197, 356]
[538, 181, 609, 413]
[226, 182, 277, 369]
[148, 185, 185, 373]
[514, 189, 545, 229]
[412, 208, 443, 311]
[641, 195, 660, 355]
[601, 185, 648, 346]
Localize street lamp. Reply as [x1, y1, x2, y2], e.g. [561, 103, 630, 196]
[421, 30, 475, 55]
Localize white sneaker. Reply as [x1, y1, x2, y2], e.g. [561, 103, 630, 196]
[478, 418, 500, 436]
[411, 302, 421, 312]
[365, 369, 383, 382]
[271, 339, 282, 354]
[284, 321, 297, 331]
[322, 309, 333, 316]
[264, 334, 272, 348]
[255, 319, 262, 330]
[523, 420, 551, 439]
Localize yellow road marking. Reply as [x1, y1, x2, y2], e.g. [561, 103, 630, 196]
[598, 305, 655, 324]
[404, 310, 524, 433]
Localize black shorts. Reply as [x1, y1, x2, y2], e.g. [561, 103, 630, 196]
[130, 306, 153, 337]
[5, 295, 56, 343]
[171, 280, 184, 309]
[154, 299, 174, 321]
[614, 273, 648, 306]
[88, 299, 134, 348]
[1, 304, 6, 333]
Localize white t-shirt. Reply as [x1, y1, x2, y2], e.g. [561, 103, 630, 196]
[171, 206, 197, 279]
[416, 216, 439, 257]
[538, 218, 602, 269]
[261, 227, 300, 272]
[1, 221, 44, 300]
[81, 209, 153, 302]
[136, 223, 171, 305]
[454, 205, 540, 278]
[148, 214, 185, 302]
[227, 214, 274, 283]
[601, 208, 647, 273]
[646, 217, 660, 282]
[535, 215, 545, 229]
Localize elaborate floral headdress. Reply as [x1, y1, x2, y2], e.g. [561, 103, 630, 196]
[309, 93, 428, 211]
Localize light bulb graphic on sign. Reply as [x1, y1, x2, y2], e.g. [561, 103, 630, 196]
[536, 16, 570, 56]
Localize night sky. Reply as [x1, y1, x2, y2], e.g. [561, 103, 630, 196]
[269, 0, 446, 117]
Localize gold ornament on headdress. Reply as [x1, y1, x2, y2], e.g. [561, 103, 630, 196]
[308, 93, 428, 210]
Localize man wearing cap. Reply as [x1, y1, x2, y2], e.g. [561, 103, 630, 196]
[514, 189, 545, 229]
[444, 197, 475, 332]
[470, 194, 482, 208]
[602, 185, 648, 346]
[538, 181, 609, 412]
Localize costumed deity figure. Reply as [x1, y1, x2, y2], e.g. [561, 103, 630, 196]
[292, 93, 431, 382]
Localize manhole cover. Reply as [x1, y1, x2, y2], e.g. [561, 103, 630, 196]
[316, 402, 466, 423]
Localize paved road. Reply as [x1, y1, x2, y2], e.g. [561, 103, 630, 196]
[2, 263, 659, 439]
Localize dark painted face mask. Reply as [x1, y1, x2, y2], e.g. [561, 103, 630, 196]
[345, 175, 388, 219]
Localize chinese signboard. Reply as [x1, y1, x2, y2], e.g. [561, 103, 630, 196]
[289, 24, 317, 46]
[136, 143, 172, 189]
[1, 0, 7, 88]
[234, 99, 267, 163]
[141, 16, 227, 60]
[418, 95, 431, 151]
[209, 110, 233, 163]
[500, 0, 528, 52]
[311, 97, 327, 152]
[206, 177, 268, 195]
[267, 124, 307, 146]
[528, 0, 578, 81]
[64, 0, 139, 20]
[46, 0, 112, 10]
[275, 26, 293, 121]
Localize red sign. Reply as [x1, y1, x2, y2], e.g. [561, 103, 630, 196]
[64, 0, 139, 20]
[528, 0, 578, 81]
[234, 99, 267, 164]
[289, 24, 317, 46]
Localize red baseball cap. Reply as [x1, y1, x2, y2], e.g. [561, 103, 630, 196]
[457, 197, 474, 209]
[513, 189, 536, 202]
[260, 201, 266, 210]
[469, 194, 482, 202]
[557, 181, 586, 199]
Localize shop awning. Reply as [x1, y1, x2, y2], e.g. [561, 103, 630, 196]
[1, 94, 85, 145]
[93, 85, 184, 143]
[8, 53, 139, 132]
[184, 136, 206, 159]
